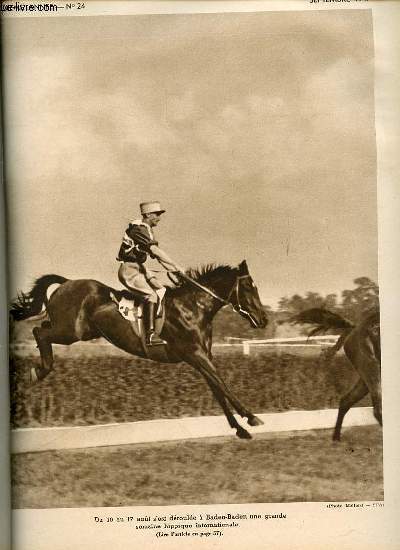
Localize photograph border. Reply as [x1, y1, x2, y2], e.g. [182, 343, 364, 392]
[3, 1, 400, 549]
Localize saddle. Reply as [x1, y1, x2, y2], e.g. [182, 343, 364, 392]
[110, 288, 169, 362]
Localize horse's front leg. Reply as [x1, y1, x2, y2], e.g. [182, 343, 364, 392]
[185, 349, 263, 436]
[207, 380, 252, 439]
[333, 378, 368, 441]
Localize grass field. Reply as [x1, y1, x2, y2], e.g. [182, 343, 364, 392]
[11, 425, 383, 508]
[10, 348, 370, 428]
[10, 346, 383, 509]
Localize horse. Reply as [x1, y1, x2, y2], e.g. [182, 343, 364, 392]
[10, 260, 268, 439]
[292, 308, 381, 441]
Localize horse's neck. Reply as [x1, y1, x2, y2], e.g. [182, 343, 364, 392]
[168, 270, 237, 321]
[200, 270, 237, 317]
[207, 270, 236, 301]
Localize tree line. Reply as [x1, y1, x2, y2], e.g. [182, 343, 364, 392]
[214, 276, 379, 340]
[277, 276, 379, 323]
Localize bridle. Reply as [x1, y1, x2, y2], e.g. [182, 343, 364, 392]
[178, 271, 255, 319]
[227, 274, 252, 313]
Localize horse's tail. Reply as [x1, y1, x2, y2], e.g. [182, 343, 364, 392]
[291, 308, 354, 361]
[10, 274, 68, 321]
[292, 308, 354, 333]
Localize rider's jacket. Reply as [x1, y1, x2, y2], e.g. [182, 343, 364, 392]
[117, 220, 158, 264]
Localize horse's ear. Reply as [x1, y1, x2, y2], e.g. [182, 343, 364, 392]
[238, 260, 249, 275]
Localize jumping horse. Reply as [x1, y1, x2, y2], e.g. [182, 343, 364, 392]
[293, 307, 381, 441]
[10, 260, 268, 439]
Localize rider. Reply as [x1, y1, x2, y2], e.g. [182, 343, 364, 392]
[117, 201, 185, 346]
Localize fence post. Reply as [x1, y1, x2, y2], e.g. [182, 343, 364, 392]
[243, 341, 250, 356]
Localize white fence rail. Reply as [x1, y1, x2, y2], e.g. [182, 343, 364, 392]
[11, 335, 340, 358]
[11, 407, 375, 454]
[217, 335, 340, 355]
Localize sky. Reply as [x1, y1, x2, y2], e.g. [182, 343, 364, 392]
[3, 9, 377, 308]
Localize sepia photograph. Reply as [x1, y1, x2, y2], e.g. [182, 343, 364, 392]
[2, 1, 400, 548]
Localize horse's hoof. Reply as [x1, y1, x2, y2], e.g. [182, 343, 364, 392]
[30, 367, 51, 385]
[332, 434, 341, 442]
[30, 367, 39, 385]
[236, 427, 252, 440]
[248, 415, 264, 427]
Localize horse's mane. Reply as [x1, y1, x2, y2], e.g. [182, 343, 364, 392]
[186, 264, 233, 284]
[168, 263, 234, 295]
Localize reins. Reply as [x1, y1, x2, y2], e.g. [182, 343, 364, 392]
[177, 271, 252, 313]
[177, 272, 229, 304]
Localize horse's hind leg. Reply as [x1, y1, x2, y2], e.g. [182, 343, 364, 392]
[31, 323, 55, 384]
[372, 398, 382, 427]
[370, 382, 382, 427]
[333, 378, 368, 441]
[360, 357, 382, 428]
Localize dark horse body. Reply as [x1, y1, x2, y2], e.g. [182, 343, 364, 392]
[11, 261, 268, 439]
[294, 308, 381, 441]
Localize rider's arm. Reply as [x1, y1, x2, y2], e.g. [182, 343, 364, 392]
[149, 245, 185, 272]
[128, 224, 158, 249]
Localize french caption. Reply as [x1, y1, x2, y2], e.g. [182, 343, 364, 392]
[93, 512, 287, 538]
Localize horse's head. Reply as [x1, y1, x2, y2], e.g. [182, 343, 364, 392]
[229, 261, 268, 328]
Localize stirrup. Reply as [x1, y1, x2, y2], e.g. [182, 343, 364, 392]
[146, 331, 167, 346]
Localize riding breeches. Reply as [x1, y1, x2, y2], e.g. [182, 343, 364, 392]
[118, 262, 164, 303]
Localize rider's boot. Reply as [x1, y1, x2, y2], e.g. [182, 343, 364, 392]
[144, 301, 167, 346]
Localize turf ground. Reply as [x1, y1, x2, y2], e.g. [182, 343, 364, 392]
[10, 346, 383, 509]
[12, 425, 383, 509]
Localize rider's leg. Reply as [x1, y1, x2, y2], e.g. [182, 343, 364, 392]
[143, 295, 167, 346]
[145, 270, 167, 316]
[141, 267, 167, 344]
[118, 263, 153, 295]
[118, 263, 166, 345]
